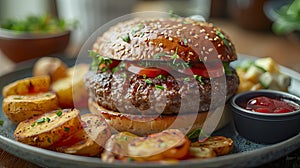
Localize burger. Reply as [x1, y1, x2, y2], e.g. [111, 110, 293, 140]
[84, 16, 239, 136]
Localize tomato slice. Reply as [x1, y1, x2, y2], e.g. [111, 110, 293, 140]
[179, 62, 224, 78]
[125, 62, 170, 78]
[99, 60, 121, 71]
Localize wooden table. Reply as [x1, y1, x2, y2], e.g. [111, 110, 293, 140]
[1, 19, 300, 167]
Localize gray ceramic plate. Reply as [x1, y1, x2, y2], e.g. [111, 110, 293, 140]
[0, 54, 300, 168]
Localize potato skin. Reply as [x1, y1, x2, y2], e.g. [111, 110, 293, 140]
[54, 114, 111, 156]
[33, 57, 68, 82]
[2, 75, 51, 98]
[2, 92, 59, 123]
[14, 109, 82, 148]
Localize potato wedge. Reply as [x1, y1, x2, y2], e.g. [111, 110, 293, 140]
[14, 109, 82, 148]
[102, 132, 139, 162]
[190, 136, 233, 156]
[189, 147, 216, 159]
[51, 64, 89, 108]
[54, 114, 111, 156]
[33, 57, 68, 82]
[2, 75, 50, 98]
[128, 129, 190, 161]
[2, 92, 59, 123]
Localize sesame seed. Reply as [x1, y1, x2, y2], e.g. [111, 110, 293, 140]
[188, 39, 192, 42]
[182, 27, 187, 30]
[218, 44, 221, 47]
[227, 55, 231, 59]
[120, 46, 125, 50]
[189, 51, 194, 55]
[205, 36, 209, 40]
[201, 51, 204, 55]
[134, 44, 139, 48]
[200, 29, 205, 33]
[218, 54, 222, 58]
[159, 43, 163, 47]
[168, 37, 173, 41]
[170, 50, 174, 53]
[194, 35, 199, 39]
[204, 56, 208, 61]
[208, 48, 213, 52]
[194, 43, 199, 47]
[155, 48, 160, 52]
[205, 51, 209, 55]
[149, 41, 154, 45]
[209, 38, 213, 41]
[176, 31, 181, 35]
[120, 50, 125, 56]
[202, 46, 206, 50]
[178, 23, 182, 27]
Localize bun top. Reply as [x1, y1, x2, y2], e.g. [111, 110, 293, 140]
[92, 17, 237, 63]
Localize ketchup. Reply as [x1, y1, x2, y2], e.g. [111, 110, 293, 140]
[246, 96, 299, 113]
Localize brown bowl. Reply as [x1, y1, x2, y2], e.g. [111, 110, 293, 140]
[0, 28, 70, 62]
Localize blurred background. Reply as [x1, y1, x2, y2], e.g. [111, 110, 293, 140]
[0, 0, 299, 76]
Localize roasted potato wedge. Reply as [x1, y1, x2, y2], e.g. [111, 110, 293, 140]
[189, 147, 216, 159]
[128, 129, 190, 161]
[51, 64, 89, 108]
[190, 136, 233, 156]
[33, 57, 68, 82]
[102, 132, 139, 162]
[14, 109, 82, 148]
[54, 114, 111, 156]
[2, 92, 59, 124]
[2, 75, 50, 98]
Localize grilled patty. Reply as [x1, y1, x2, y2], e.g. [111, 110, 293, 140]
[84, 67, 239, 115]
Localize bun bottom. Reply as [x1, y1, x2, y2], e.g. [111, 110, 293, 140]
[88, 99, 231, 136]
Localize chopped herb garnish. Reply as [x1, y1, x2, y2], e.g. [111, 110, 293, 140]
[46, 117, 51, 122]
[37, 118, 45, 124]
[56, 110, 63, 117]
[101, 66, 109, 72]
[183, 36, 188, 45]
[127, 157, 134, 162]
[131, 23, 144, 35]
[44, 93, 51, 97]
[171, 47, 179, 64]
[31, 122, 35, 127]
[155, 85, 165, 90]
[223, 62, 232, 75]
[122, 73, 127, 79]
[159, 142, 167, 148]
[183, 21, 191, 24]
[169, 10, 178, 18]
[156, 74, 166, 80]
[143, 74, 147, 79]
[122, 33, 131, 43]
[187, 128, 208, 142]
[140, 32, 145, 37]
[47, 137, 51, 143]
[184, 77, 190, 82]
[153, 52, 166, 59]
[88, 50, 113, 71]
[194, 75, 204, 85]
[145, 79, 152, 84]
[216, 29, 230, 48]
[13, 97, 23, 100]
[0, 120, 4, 126]
[64, 127, 70, 132]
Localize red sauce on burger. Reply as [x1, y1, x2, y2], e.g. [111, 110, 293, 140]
[246, 96, 299, 113]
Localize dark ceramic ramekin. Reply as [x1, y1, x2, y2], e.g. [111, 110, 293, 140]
[231, 90, 300, 144]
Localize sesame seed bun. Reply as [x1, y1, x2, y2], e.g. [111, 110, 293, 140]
[92, 17, 236, 63]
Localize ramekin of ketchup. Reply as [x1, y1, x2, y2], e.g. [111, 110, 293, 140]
[231, 90, 300, 144]
[246, 96, 299, 114]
